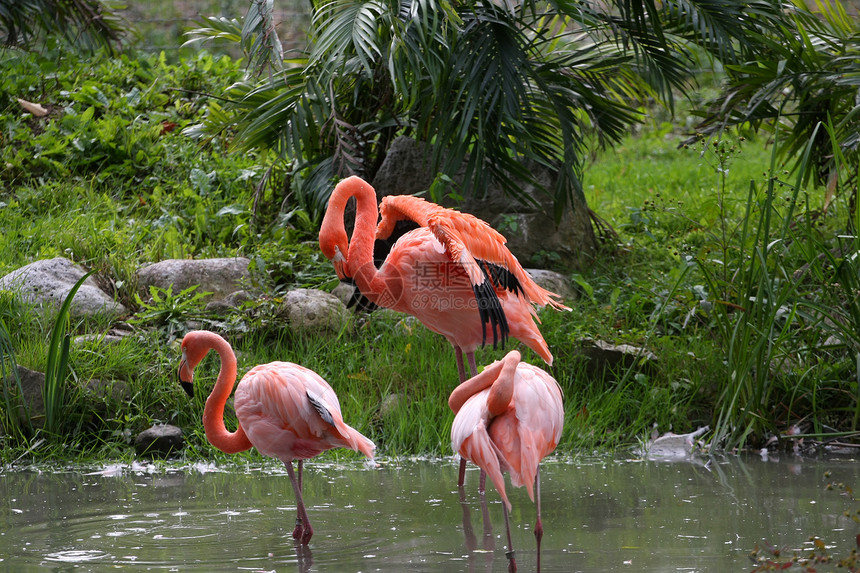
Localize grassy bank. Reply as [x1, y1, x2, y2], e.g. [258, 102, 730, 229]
[1, 47, 858, 465]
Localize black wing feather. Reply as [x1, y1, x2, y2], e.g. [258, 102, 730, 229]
[471, 262, 510, 350]
[342, 276, 378, 312]
[307, 391, 335, 426]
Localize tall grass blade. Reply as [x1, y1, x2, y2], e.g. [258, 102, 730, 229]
[43, 271, 93, 437]
[701, 116, 812, 449]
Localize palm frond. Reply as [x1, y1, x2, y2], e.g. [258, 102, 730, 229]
[311, 0, 386, 71]
[689, 0, 860, 189]
[0, 0, 125, 52]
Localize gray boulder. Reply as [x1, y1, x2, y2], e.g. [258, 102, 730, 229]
[0, 257, 126, 318]
[278, 288, 349, 332]
[577, 338, 658, 379]
[136, 257, 251, 303]
[525, 268, 575, 302]
[3, 365, 132, 432]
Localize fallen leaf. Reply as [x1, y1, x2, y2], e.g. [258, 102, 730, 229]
[17, 98, 48, 117]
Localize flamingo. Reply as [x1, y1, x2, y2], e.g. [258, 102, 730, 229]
[178, 330, 376, 545]
[449, 350, 564, 573]
[319, 176, 569, 379]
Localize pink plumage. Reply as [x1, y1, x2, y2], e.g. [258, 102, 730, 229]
[449, 350, 563, 573]
[235, 361, 374, 461]
[178, 330, 375, 544]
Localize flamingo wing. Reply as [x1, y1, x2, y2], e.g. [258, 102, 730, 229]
[235, 362, 375, 461]
[379, 195, 528, 348]
[379, 194, 569, 310]
[451, 389, 513, 511]
[497, 364, 564, 499]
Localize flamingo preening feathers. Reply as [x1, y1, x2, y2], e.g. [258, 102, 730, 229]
[319, 175, 571, 384]
[449, 350, 564, 573]
[178, 330, 375, 545]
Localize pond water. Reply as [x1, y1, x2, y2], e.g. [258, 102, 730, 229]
[0, 453, 857, 572]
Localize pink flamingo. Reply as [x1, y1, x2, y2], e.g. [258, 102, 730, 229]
[449, 350, 564, 573]
[178, 330, 375, 545]
[319, 176, 569, 385]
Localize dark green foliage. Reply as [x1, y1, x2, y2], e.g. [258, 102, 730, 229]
[3, 11, 860, 461]
[184, 0, 794, 220]
[0, 0, 126, 53]
[690, 1, 860, 195]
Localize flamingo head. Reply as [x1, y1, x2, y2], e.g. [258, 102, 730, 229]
[319, 218, 350, 280]
[178, 332, 211, 398]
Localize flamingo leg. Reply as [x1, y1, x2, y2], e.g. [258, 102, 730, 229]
[455, 347, 468, 487]
[502, 502, 517, 573]
[479, 487, 494, 553]
[286, 460, 313, 544]
[455, 346, 468, 383]
[466, 351, 478, 379]
[535, 469, 543, 573]
[457, 458, 468, 488]
[456, 347, 480, 488]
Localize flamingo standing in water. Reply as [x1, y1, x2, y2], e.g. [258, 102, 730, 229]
[319, 175, 569, 372]
[178, 330, 375, 544]
[449, 350, 564, 573]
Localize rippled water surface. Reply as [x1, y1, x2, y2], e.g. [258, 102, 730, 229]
[1, 453, 858, 572]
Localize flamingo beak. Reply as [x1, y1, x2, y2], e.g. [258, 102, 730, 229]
[178, 353, 194, 398]
[332, 246, 348, 280]
[180, 380, 194, 398]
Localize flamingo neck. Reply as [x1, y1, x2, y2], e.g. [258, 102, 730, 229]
[343, 178, 380, 282]
[201, 334, 252, 454]
[449, 351, 520, 415]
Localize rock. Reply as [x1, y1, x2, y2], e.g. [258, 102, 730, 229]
[3, 366, 133, 432]
[5, 365, 45, 430]
[135, 424, 184, 458]
[525, 269, 575, 302]
[331, 282, 357, 307]
[0, 257, 126, 319]
[577, 338, 658, 379]
[73, 334, 126, 346]
[83, 377, 130, 409]
[278, 288, 349, 332]
[73, 325, 136, 346]
[136, 258, 251, 303]
[372, 135, 597, 269]
[205, 289, 254, 313]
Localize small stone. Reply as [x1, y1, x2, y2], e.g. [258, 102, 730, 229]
[134, 424, 184, 458]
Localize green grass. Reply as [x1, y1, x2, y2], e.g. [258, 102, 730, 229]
[1, 46, 859, 463]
